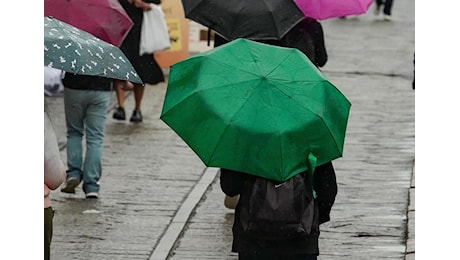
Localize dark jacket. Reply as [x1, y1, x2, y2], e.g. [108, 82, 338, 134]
[63, 74, 113, 91]
[281, 18, 328, 68]
[220, 162, 337, 256]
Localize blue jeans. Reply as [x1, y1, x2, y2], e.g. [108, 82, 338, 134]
[64, 88, 110, 194]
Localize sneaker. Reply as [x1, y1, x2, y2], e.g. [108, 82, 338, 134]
[130, 110, 143, 122]
[85, 192, 99, 199]
[61, 177, 80, 194]
[113, 106, 126, 120]
[224, 195, 239, 209]
[383, 14, 392, 21]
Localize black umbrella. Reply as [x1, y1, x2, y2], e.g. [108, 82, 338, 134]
[181, 0, 305, 41]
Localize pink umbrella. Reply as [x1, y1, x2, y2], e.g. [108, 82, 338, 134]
[294, 0, 373, 20]
[44, 0, 133, 47]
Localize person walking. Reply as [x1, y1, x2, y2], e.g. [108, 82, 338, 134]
[44, 111, 66, 260]
[374, 0, 394, 21]
[60, 74, 112, 199]
[215, 17, 328, 210]
[112, 0, 165, 123]
[220, 162, 338, 259]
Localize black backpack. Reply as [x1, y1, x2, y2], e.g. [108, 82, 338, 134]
[239, 172, 315, 240]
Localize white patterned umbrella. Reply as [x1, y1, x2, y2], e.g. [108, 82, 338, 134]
[44, 16, 142, 84]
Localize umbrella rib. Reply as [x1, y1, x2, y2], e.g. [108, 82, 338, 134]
[262, 49, 297, 78]
[272, 80, 344, 157]
[261, 0, 304, 39]
[205, 55, 265, 79]
[204, 76, 288, 167]
[205, 82, 265, 165]
[265, 81, 286, 176]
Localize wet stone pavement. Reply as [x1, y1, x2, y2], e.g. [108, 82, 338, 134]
[45, 0, 414, 259]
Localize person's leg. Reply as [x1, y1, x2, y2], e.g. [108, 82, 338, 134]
[130, 84, 144, 122]
[44, 207, 54, 260]
[113, 80, 126, 120]
[114, 80, 126, 107]
[374, 0, 383, 14]
[122, 80, 134, 91]
[412, 53, 415, 89]
[63, 88, 85, 185]
[82, 91, 111, 197]
[133, 84, 144, 111]
[383, 0, 393, 15]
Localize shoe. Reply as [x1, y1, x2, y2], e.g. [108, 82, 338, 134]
[383, 14, 392, 21]
[224, 195, 239, 209]
[374, 5, 381, 15]
[113, 107, 126, 120]
[130, 110, 143, 122]
[85, 192, 99, 199]
[61, 177, 80, 194]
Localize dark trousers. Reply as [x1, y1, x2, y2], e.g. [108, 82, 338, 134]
[376, 0, 394, 15]
[44, 207, 54, 260]
[239, 253, 317, 260]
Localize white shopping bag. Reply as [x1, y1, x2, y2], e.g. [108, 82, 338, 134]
[139, 4, 171, 55]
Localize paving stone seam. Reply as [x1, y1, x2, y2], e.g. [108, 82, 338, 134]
[148, 167, 219, 260]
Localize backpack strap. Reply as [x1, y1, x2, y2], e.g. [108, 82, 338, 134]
[306, 152, 318, 199]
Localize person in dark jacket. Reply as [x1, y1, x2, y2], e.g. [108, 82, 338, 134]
[281, 17, 328, 68]
[60, 74, 112, 199]
[215, 17, 329, 211]
[112, 0, 165, 123]
[220, 162, 337, 259]
[214, 17, 328, 68]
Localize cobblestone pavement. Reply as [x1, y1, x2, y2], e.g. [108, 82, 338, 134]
[46, 0, 414, 259]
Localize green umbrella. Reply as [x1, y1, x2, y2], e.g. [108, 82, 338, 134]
[44, 16, 142, 84]
[161, 39, 351, 182]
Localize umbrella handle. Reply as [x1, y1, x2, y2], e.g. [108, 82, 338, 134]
[306, 152, 318, 199]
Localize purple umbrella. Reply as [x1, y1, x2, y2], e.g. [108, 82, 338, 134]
[294, 0, 373, 20]
[44, 0, 133, 47]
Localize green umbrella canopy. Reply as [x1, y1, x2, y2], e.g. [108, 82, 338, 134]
[44, 16, 142, 84]
[161, 39, 351, 182]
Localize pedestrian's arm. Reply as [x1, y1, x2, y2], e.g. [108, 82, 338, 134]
[44, 112, 66, 190]
[312, 21, 328, 67]
[314, 161, 337, 224]
[133, 0, 156, 10]
[219, 168, 246, 197]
